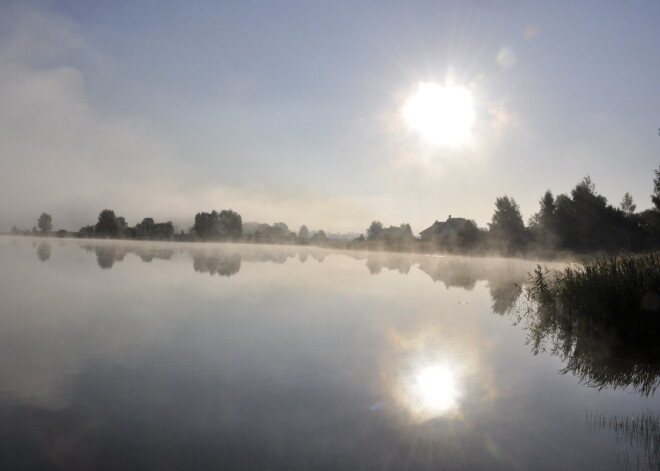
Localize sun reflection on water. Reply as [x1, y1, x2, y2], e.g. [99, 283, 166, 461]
[412, 364, 459, 414]
[379, 327, 472, 423]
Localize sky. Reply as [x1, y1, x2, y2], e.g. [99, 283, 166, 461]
[1, 0, 659, 234]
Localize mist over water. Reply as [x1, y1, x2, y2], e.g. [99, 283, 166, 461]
[0, 237, 657, 470]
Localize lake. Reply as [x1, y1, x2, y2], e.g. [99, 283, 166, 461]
[0, 237, 657, 470]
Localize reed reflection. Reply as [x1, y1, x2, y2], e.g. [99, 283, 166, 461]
[586, 410, 659, 470]
[525, 301, 660, 396]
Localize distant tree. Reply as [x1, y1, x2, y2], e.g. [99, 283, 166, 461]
[620, 192, 637, 215]
[153, 222, 174, 239]
[529, 190, 558, 249]
[488, 196, 527, 252]
[135, 218, 156, 238]
[194, 210, 242, 240]
[310, 230, 327, 244]
[37, 213, 52, 233]
[78, 225, 95, 238]
[272, 222, 289, 238]
[652, 165, 660, 211]
[218, 210, 243, 239]
[10, 226, 19, 234]
[193, 211, 218, 239]
[298, 225, 310, 239]
[553, 176, 645, 252]
[399, 223, 413, 238]
[116, 216, 128, 236]
[457, 219, 479, 249]
[366, 221, 383, 241]
[95, 209, 120, 237]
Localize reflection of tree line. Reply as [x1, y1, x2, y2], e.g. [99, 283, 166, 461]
[352, 252, 660, 397]
[79, 244, 174, 269]
[67, 244, 529, 314]
[70, 243, 327, 273]
[354, 252, 529, 315]
[37, 243, 52, 262]
[44, 243, 660, 397]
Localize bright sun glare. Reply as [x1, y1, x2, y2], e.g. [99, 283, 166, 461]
[413, 365, 459, 415]
[403, 82, 475, 147]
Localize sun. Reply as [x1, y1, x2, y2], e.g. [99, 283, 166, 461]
[403, 82, 476, 147]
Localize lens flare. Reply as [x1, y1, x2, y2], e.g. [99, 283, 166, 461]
[496, 47, 516, 68]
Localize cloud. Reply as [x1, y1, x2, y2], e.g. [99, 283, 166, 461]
[0, 6, 374, 233]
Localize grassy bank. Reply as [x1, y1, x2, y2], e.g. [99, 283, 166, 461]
[524, 253, 660, 395]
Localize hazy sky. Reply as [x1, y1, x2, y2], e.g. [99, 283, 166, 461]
[1, 0, 658, 233]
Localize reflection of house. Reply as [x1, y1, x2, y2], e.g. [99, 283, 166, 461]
[419, 216, 467, 241]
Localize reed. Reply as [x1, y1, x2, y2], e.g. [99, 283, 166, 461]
[525, 253, 660, 396]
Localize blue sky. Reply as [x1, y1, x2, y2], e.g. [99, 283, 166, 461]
[1, 0, 658, 233]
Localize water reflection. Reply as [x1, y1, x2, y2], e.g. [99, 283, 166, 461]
[72, 242, 659, 396]
[36, 242, 51, 262]
[587, 411, 659, 470]
[191, 249, 241, 277]
[74, 244, 529, 316]
[2, 238, 658, 469]
[410, 364, 459, 415]
[525, 299, 660, 396]
[80, 243, 174, 269]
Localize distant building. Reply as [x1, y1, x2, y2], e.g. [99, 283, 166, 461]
[419, 215, 468, 242]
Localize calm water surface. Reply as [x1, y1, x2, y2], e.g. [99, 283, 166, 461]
[0, 238, 657, 470]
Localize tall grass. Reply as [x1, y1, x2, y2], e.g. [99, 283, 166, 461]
[525, 253, 660, 396]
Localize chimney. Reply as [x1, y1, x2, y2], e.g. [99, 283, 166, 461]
[448, 214, 452, 220]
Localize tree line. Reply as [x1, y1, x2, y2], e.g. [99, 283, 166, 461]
[10, 166, 660, 256]
[359, 166, 660, 256]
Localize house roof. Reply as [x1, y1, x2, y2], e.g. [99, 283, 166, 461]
[420, 217, 467, 236]
[419, 220, 444, 236]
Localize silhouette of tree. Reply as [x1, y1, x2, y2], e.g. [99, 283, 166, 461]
[488, 196, 527, 252]
[95, 209, 120, 237]
[399, 223, 413, 238]
[37, 213, 52, 233]
[218, 210, 243, 239]
[366, 221, 383, 240]
[135, 218, 155, 238]
[298, 225, 310, 239]
[652, 165, 660, 212]
[78, 225, 95, 238]
[529, 190, 558, 249]
[457, 219, 479, 249]
[194, 210, 242, 240]
[272, 222, 289, 237]
[310, 230, 327, 244]
[619, 192, 636, 215]
[193, 211, 218, 239]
